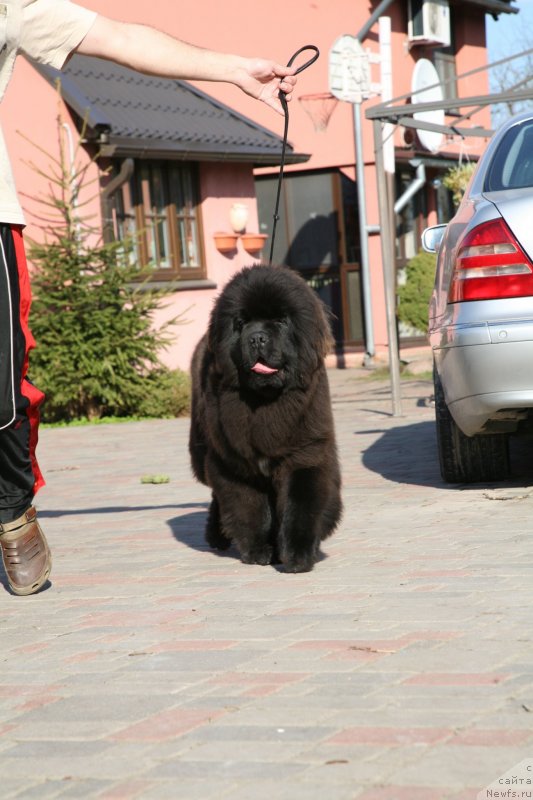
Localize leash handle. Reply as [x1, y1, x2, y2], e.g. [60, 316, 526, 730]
[268, 45, 320, 266]
[287, 44, 320, 74]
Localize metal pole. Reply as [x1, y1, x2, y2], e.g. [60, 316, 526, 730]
[379, 17, 394, 174]
[356, 0, 395, 42]
[353, 101, 375, 362]
[373, 118, 402, 417]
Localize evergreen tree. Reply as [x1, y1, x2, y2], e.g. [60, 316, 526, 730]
[24, 110, 189, 422]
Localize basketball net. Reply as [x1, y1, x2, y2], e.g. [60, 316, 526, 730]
[298, 92, 339, 132]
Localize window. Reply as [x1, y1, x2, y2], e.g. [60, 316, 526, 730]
[256, 170, 340, 268]
[255, 169, 364, 346]
[112, 160, 204, 281]
[485, 121, 533, 191]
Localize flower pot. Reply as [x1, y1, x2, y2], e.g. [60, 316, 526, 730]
[241, 233, 268, 254]
[213, 232, 239, 253]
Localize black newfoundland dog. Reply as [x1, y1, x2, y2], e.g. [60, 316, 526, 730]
[189, 264, 342, 573]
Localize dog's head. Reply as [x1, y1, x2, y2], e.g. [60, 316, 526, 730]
[208, 265, 333, 397]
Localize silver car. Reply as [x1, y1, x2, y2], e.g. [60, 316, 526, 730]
[423, 110, 533, 483]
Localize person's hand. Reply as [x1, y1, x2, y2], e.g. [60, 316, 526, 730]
[236, 58, 297, 115]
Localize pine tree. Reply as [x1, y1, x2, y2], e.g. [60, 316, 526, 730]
[23, 108, 189, 422]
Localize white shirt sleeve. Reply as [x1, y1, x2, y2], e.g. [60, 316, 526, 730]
[19, 0, 97, 69]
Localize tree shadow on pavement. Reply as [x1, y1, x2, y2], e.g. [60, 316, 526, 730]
[38, 503, 208, 518]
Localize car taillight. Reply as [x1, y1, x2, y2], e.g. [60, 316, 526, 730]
[449, 218, 533, 302]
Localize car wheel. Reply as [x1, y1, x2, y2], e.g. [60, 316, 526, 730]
[433, 366, 510, 483]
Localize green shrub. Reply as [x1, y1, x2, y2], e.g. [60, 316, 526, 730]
[137, 367, 191, 418]
[397, 249, 436, 334]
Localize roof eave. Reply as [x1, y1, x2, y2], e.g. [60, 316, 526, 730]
[95, 137, 310, 166]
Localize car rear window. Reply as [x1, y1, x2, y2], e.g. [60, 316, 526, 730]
[484, 121, 533, 191]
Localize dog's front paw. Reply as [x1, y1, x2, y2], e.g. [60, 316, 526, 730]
[280, 543, 318, 573]
[282, 554, 315, 573]
[239, 543, 273, 566]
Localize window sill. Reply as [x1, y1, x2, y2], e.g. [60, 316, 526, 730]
[130, 279, 217, 292]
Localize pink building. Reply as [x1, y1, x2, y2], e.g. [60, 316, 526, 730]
[0, 0, 517, 370]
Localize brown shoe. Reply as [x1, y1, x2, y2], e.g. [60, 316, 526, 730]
[0, 507, 52, 596]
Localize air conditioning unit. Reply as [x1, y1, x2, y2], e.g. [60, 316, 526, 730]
[408, 0, 451, 47]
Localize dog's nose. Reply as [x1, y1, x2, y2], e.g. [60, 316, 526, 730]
[249, 330, 269, 349]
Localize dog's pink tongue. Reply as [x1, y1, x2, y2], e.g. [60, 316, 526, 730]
[251, 362, 278, 375]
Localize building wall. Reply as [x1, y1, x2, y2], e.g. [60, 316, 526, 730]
[0, 0, 496, 370]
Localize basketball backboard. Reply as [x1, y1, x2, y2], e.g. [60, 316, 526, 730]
[329, 35, 372, 104]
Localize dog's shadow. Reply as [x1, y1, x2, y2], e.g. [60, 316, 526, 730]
[168, 508, 328, 571]
[168, 507, 235, 560]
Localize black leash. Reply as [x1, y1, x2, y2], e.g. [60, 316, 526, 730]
[268, 45, 320, 266]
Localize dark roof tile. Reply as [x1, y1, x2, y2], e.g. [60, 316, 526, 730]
[34, 55, 309, 166]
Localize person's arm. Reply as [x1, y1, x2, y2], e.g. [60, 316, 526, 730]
[75, 16, 297, 115]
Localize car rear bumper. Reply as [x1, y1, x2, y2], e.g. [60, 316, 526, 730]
[431, 319, 533, 436]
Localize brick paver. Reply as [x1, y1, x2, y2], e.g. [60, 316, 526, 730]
[1, 363, 533, 799]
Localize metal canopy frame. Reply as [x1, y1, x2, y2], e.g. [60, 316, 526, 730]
[350, 0, 517, 370]
[366, 47, 533, 132]
[364, 46, 533, 416]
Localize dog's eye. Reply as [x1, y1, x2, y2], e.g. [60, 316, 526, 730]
[233, 318, 244, 333]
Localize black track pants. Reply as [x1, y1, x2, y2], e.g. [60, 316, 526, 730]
[0, 224, 45, 524]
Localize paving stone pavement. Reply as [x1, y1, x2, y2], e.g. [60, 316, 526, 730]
[1, 365, 533, 799]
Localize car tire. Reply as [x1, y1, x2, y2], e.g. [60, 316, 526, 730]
[433, 366, 510, 483]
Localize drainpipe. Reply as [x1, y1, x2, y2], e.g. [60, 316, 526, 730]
[394, 160, 426, 215]
[101, 158, 134, 243]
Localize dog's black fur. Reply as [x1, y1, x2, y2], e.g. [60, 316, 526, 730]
[189, 265, 342, 572]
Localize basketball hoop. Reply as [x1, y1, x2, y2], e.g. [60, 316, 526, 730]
[298, 92, 339, 132]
